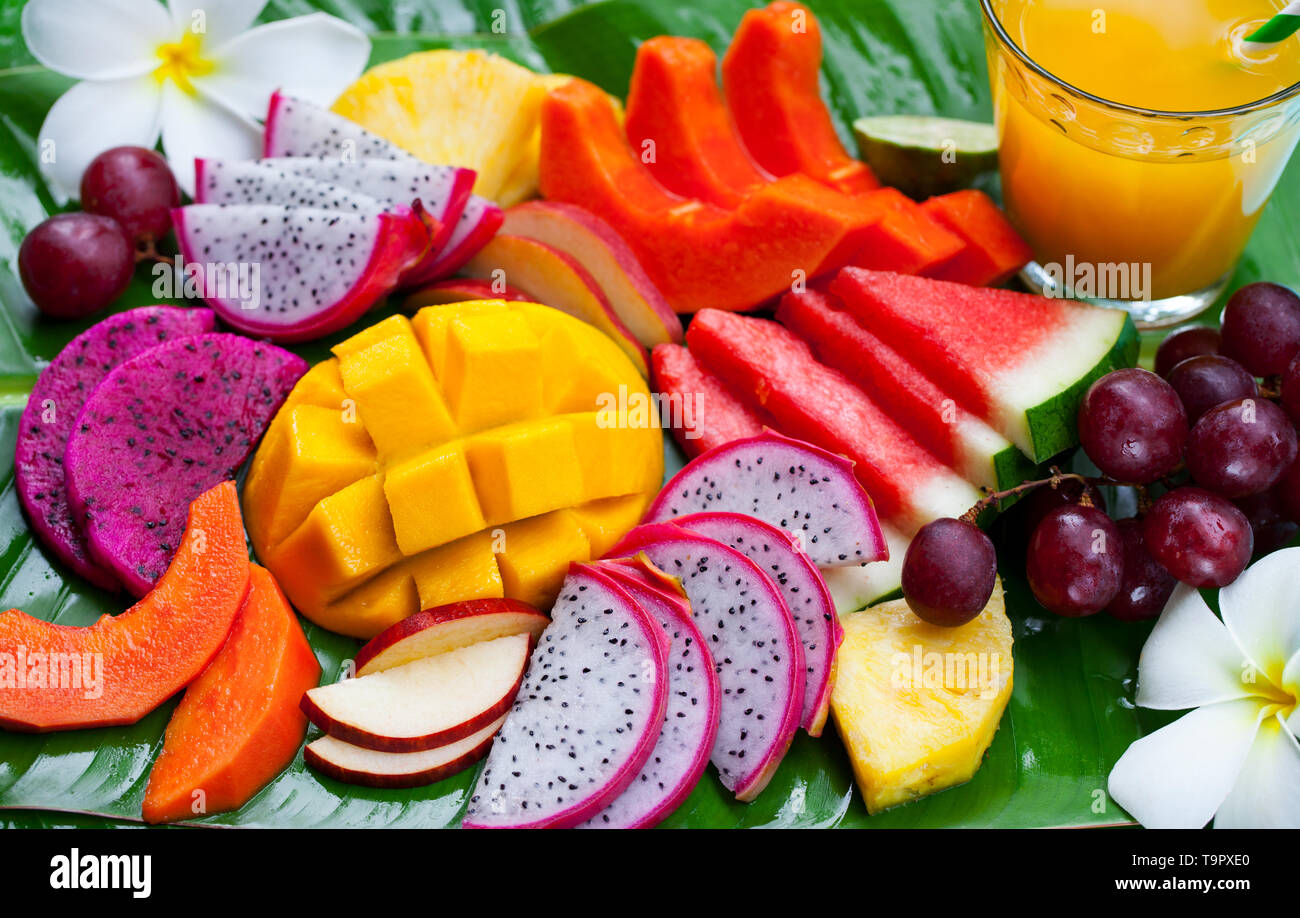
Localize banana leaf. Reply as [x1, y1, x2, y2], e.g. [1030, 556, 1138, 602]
[0, 0, 1280, 828]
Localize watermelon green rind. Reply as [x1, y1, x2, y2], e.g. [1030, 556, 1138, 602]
[1021, 313, 1139, 463]
[990, 440, 1036, 491]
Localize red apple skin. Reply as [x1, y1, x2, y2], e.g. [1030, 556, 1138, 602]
[503, 201, 683, 346]
[354, 598, 548, 677]
[304, 719, 502, 789]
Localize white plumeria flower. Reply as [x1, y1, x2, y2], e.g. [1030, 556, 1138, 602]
[1108, 547, 1300, 828]
[22, 0, 370, 199]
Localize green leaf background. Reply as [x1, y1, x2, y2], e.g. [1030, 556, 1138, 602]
[0, 0, 1277, 828]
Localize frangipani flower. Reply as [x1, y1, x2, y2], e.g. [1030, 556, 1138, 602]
[22, 0, 371, 199]
[1108, 547, 1300, 828]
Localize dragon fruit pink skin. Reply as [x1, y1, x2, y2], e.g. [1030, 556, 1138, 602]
[63, 333, 307, 597]
[463, 563, 669, 829]
[669, 512, 842, 737]
[579, 557, 720, 829]
[606, 524, 804, 802]
[171, 204, 430, 343]
[644, 429, 888, 569]
[14, 306, 215, 591]
[405, 195, 504, 284]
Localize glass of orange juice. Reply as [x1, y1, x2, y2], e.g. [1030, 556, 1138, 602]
[981, 0, 1300, 326]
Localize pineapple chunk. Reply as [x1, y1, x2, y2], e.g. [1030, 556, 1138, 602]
[331, 50, 547, 200]
[831, 580, 1013, 813]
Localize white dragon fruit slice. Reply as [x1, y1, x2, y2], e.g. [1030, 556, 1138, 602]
[405, 193, 504, 285]
[579, 557, 720, 829]
[171, 204, 428, 343]
[644, 429, 888, 568]
[193, 159, 387, 212]
[669, 511, 842, 737]
[606, 524, 804, 802]
[462, 563, 669, 829]
[263, 91, 418, 162]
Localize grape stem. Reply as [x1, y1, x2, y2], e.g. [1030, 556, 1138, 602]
[134, 237, 174, 268]
[959, 467, 1124, 525]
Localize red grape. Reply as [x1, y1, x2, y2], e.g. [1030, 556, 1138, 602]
[1220, 282, 1300, 376]
[17, 213, 134, 319]
[1142, 487, 1253, 587]
[1106, 517, 1177, 622]
[1156, 325, 1221, 378]
[1016, 477, 1106, 540]
[1077, 369, 1188, 484]
[1233, 489, 1299, 555]
[80, 146, 180, 242]
[1166, 355, 1258, 424]
[1026, 505, 1122, 616]
[901, 518, 997, 627]
[1186, 397, 1297, 498]
[1281, 351, 1300, 427]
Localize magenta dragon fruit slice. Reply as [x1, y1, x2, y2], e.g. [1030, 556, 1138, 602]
[14, 306, 215, 591]
[669, 512, 842, 737]
[171, 204, 429, 342]
[578, 557, 720, 828]
[63, 333, 307, 597]
[263, 91, 418, 162]
[606, 524, 804, 802]
[463, 563, 669, 829]
[405, 194, 504, 285]
[195, 157, 475, 266]
[644, 430, 888, 568]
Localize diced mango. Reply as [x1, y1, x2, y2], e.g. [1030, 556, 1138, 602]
[466, 418, 584, 525]
[442, 311, 544, 433]
[496, 510, 590, 608]
[411, 300, 509, 379]
[383, 442, 485, 556]
[316, 566, 420, 640]
[517, 304, 636, 413]
[336, 322, 455, 459]
[244, 404, 377, 555]
[332, 313, 413, 360]
[410, 530, 505, 613]
[569, 493, 653, 558]
[569, 410, 665, 498]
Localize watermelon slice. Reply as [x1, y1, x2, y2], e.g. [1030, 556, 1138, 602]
[821, 524, 909, 613]
[830, 269, 1138, 463]
[651, 344, 768, 458]
[685, 309, 981, 534]
[920, 190, 1033, 287]
[776, 289, 1033, 490]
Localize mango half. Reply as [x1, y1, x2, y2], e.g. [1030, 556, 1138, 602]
[244, 300, 662, 638]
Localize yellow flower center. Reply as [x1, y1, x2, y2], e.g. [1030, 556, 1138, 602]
[154, 33, 214, 96]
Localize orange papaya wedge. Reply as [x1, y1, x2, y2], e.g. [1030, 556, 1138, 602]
[0, 481, 249, 732]
[920, 190, 1034, 287]
[722, 1, 879, 195]
[142, 565, 320, 824]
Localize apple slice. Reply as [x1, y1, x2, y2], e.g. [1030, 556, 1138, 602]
[301, 633, 529, 751]
[501, 202, 683, 347]
[355, 597, 548, 677]
[405, 278, 533, 308]
[305, 714, 506, 788]
[462, 234, 649, 375]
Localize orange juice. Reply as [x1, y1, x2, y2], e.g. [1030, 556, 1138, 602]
[984, 0, 1300, 313]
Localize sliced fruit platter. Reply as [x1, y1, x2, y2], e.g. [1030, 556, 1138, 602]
[1, 0, 1296, 831]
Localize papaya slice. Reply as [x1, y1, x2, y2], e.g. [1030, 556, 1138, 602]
[920, 190, 1034, 287]
[539, 78, 877, 312]
[0, 481, 249, 732]
[722, 1, 879, 195]
[142, 565, 321, 824]
[849, 188, 967, 276]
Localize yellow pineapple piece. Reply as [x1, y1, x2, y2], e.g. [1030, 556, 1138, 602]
[410, 531, 505, 614]
[496, 510, 591, 608]
[568, 493, 653, 558]
[382, 442, 485, 556]
[441, 311, 544, 434]
[410, 299, 509, 379]
[331, 50, 547, 200]
[243, 404, 377, 555]
[465, 418, 584, 525]
[335, 320, 455, 459]
[831, 580, 1014, 814]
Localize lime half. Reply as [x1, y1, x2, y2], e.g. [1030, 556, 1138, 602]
[853, 115, 999, 200]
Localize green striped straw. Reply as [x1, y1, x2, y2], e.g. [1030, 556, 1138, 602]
[1244, 2, 1300, 48]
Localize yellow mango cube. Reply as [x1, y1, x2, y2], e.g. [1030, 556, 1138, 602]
[317, 567, 420, 640]
[411, 300, 509, 379]
[496, 510, 590, 608]
[442, 311, 544, 434]
[569, 410, 665, 499]
[383, 443, 485, 556]
[410, 530, 505, 612]
[568, 492, 653, 558]
[465, 418, 583, 525]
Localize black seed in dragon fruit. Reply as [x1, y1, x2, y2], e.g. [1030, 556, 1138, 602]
[14, 306, 215, 591]
[63, 333, 306, 597]
[463, 563, 669, 829]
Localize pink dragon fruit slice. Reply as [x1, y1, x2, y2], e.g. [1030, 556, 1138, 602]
[14, 306, 215, 591]
[195, 157, 475, 269]
[63, 333, 306, 597]
[579, 557, 721, 829]
[405, 194, 504, 284]
[171, 204, 429, 342]
[263, 91, 419, 162]
[644, 429, 888, 568]
[463, 563, 669, 829]
[668, 512, 842, 737]
[606, 524, 804, 802]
